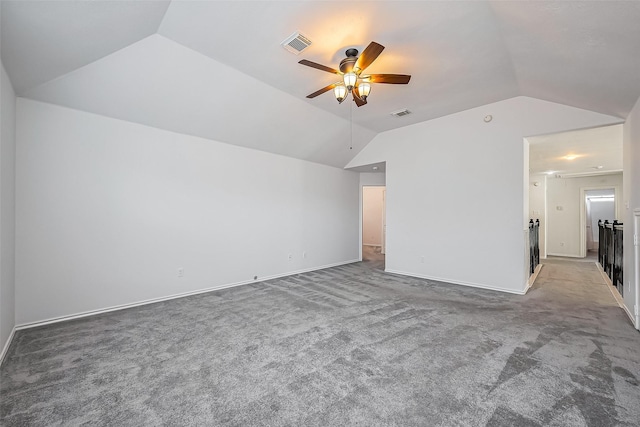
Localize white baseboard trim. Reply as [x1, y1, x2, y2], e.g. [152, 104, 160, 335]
[384, 269, 527, 295]
[524, 264, 543, 294]
[0, 326, 16, 367]
[16, 259, 360, 331]
[596, 262, 636, 327]
[547, 253, 583, 258]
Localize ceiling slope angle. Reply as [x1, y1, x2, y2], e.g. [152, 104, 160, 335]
[157, 0, 521, 133]
[5, 0, 640, 168]
[490, 1, 640, 118]
[23, 34, 376, 168]
[0, 0, 171, 94]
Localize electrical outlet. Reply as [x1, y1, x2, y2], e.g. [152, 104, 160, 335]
[177, 268, 184, 278]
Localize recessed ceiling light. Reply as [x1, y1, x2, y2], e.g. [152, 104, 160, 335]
[484, 115, 493, 123]
[593, 165, 604, 169]
[372, 166, 378, 170]
[564, 154, 578, 160]
[546, 171, 555, 175]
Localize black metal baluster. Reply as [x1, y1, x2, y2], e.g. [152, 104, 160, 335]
[613, 222, 624, 296]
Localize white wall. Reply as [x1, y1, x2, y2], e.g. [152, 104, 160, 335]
[359, 172, 385, 187]
[623, 95, 640, 328]
[0, 62, 16, 358]
[347, 96, 621, 294]
[15, 99, 360, 325]
[546, 174, 622, 257]
[529, 174, 547, 258]
[362, 187, 384, 246]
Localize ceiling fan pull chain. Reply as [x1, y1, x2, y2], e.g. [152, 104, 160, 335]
[350, 101, 353, 150]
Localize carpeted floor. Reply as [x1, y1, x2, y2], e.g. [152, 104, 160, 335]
[1, 258, 639, 426]
[362, 245, 384, 270]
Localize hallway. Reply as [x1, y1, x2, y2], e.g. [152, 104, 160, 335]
[512, 257, 640, 425]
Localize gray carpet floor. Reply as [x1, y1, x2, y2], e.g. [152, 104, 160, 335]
[1, 257, 639, 426]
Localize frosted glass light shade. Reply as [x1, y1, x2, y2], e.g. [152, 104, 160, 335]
[334, 85, 347, 103]
[357, 81, 371, 99]
[343, 72, 357, 90]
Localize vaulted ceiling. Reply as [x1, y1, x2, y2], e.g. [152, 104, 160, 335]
[2, 1, 640, 168]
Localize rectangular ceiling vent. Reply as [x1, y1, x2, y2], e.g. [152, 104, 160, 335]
[281, 32, 312, 55]
[391, 109, 412, 117]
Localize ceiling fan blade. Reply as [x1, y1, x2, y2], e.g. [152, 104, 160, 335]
[299, 59, 340, 75]
[354, 41, 385, 73]
[352, 86, 367, 107]
[306, 83, 339, 98]
[366, 74, 411, 84]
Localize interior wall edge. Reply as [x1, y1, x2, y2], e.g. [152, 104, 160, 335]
[596, 263, 636, 328]
[384, 269, 528, 296]
[0, 326, 16, 367]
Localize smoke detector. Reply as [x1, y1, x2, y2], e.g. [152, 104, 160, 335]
[391, 109, 411, 117]
[281, 32, 312, 55]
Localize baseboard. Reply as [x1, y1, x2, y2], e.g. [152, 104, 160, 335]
[384, 269, 527, 295]
[596, 262, 636, 327]
[547, 253, 583, 258]
[16, 259, 360, 331]
[524, 264, 543, 294]
[0, 326, 16, 367]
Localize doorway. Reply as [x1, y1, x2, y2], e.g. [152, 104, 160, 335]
[362, 185, 385, 268]
[581, 187, 619, 259]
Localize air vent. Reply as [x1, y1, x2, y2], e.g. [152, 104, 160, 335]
[281, 32, 312, 55]
[391, 109, 412, 117]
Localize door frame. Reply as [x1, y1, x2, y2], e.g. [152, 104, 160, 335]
[381, 189, 386, 255]
[634, 208, 640, 329]
[361, 185, 386, 257]
[579, 185, 620, 258]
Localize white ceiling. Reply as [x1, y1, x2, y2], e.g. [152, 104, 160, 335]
[528, 124, 623, 176]
[1, 0, 171, 93]
[1, 1, 639, 168]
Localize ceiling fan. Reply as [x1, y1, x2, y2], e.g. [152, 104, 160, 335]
[299, 41, 411, 106]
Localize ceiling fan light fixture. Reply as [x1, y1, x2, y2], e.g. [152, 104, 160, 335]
[343, 72, 357, 90]
[299, 41, 410, 107]
[357, 81, 371, 100]
[334, 85, 348, 103]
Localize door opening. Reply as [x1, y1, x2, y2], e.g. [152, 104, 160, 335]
[362, 185, 386, 269]
[581, 187, 618, 258]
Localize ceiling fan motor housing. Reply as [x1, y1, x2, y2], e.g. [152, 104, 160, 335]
[340, 49, 359, 74]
